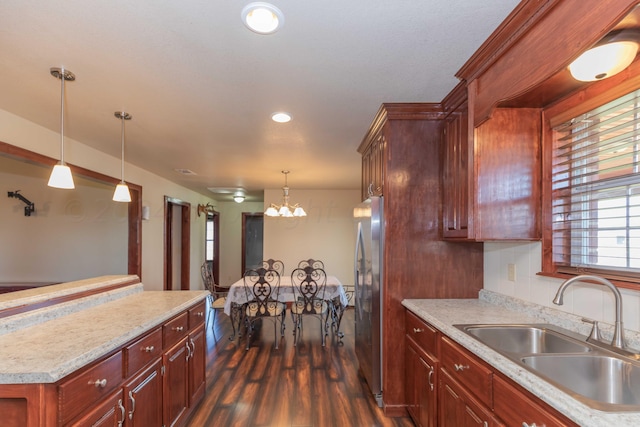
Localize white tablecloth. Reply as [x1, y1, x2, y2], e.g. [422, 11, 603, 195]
[223, 275, 348, 316]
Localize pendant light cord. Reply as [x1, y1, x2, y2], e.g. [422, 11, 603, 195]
[120, 114, 125, 182]
[59, 68, 65, 164]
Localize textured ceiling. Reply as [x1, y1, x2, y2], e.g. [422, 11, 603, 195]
[0, 1, 521, 202]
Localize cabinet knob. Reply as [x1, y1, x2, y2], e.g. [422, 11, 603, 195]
[172, 326, 184, 332]
[522, 424, 538, 427]
[413, 327, 424, 333]
[196, 312, 204, 317]
[454, 363, 469, 372]
[143, 345, 155, 353]
[88, 378, 107, 388]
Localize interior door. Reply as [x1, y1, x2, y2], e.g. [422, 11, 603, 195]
[241, 213, 263, 275]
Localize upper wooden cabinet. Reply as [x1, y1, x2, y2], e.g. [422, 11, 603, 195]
[360, 131, 386, 200]
[442, 83, 541, 241]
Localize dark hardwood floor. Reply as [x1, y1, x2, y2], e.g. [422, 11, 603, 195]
[186, 305, 415, 427]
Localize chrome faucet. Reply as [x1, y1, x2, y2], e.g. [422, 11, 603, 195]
[553, 275, 626, 349]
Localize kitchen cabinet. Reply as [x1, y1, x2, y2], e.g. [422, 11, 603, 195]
[404, 308, 579, 426]
[405, 311, 438, 427]
[441, 87, 541, 241]
[360, 130, 386, 200]
[358, 104, 483, 414]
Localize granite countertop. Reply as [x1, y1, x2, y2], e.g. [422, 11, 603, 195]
[0, 289, 209, 384]
[403, 291, 640, 427]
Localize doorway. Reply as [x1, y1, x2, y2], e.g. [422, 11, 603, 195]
[242, 213, 263, 275]
[205, 210, 220, 285]
[164, 196, 191, 291]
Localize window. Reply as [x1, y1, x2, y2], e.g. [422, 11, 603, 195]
[205, 214, 215, 262]
[551, 89, 640, 280]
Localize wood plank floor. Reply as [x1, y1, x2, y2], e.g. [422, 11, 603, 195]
[186, 305, 415, 427]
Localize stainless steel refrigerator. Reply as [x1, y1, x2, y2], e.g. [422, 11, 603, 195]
[354, 196, 384, 407]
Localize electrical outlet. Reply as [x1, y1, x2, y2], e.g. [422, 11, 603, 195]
[507, 263, 516, 282]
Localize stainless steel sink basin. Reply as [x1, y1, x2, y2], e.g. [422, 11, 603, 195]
[457, 324, 592, 354]
[521, 354, 640, 411]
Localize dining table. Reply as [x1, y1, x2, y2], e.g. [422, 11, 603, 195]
[223, 274, 349, 341]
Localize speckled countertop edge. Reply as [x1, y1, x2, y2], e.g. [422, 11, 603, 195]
[0, 289, 209, 384]
[402, 292, 640, 427]
[0, 275, 140, 310]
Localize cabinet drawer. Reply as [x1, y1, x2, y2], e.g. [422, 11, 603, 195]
[163, 312, 189, 348]
[125, 327, 162, 377]
[405, 310, 437, 355]
[59, 351, 124, 425]
[494, 375, 576, 427]
[189, 301, 206, 329]
[440, 336, 492, 408]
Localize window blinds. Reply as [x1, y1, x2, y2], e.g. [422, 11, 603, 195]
[552, 89, 640, 277]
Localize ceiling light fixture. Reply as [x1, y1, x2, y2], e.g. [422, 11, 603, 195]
[233, 192, 246, 203]
[264, 170, 306, 217]
[113, 111, 132, 202]
[569, 29, 640, 82]
[241, 2, 284, 35]
[271, 112, 292, 123]
[48, 67, 76, 189]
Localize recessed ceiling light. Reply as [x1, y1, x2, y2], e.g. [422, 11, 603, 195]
[271, 112, 292, 123]
[241, 2, 284, 35]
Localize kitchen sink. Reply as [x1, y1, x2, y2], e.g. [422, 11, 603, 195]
[456, 324, 592, 354]
[521, 354, 640, 411]
[454, 323, 640, 411]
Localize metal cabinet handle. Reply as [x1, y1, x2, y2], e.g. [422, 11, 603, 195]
[196, 311, 204, 317]
[454, 363, 469, 372]
[185, 339, 192, 361]
[483, 422, 488, 427]
[413, 327, 424, 333]
[427, 367, 434, 392]
[128, 390, 136, 420]
[143, 345, 155, 353]
[88, 379, 107, 388]
[117, 398, 125, 427]
[522, 424, 538, 427]
[172, 326, 184, 332]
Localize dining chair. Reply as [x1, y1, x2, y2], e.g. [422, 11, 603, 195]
[242, 267, 286, 350]
[290, 266, 329, 346]
[201, 262, 228, 340]
[297, 258, 325, 270]
[261, 259, 285, 276]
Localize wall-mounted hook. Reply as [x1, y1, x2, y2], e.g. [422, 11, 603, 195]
[8, 190, 35, 216]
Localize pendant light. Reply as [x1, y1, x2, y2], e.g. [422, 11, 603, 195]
[264, 170, 307, 217]
[48, 67, 76, 189]
[113, 111, 132, 202]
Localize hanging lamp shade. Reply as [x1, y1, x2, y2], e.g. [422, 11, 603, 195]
[48, 67, 76, 189]
[113, 111, 132, 202]
[264, 170, 307, 217]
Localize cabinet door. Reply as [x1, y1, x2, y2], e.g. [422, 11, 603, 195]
[439, 370, 501, 427]
[67, 389, 125, 427]
[163, 338, 189, 427]
[405, 343, 419, 423]
[125, 359, 162, 427]
[405, 340, 437, 427]
[188, 325, 206, 407]
[442, 106, 469, 239]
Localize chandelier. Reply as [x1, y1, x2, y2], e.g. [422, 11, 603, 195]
[264, 170, 307, 217]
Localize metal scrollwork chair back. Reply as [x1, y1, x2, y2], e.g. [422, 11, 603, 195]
[201, 262, 228, 340]
[297, 258, 325, 270]
[242, 267, 286, 350]
[290, 266, 329, 346]
[261, 259, 285, 276]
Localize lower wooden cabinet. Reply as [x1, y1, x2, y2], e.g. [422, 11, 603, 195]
[125, 359, 163, 427]
[404, 309, 579, 427]
[0, 300, 207, 427]
[439, 370, 502, 427]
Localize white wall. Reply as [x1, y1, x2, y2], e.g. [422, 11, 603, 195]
[0, 109, 218, 291]
[484, 242, 640, 332]
[263, 188, 360, 286]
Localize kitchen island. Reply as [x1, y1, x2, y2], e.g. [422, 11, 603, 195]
[403, 291, 640, 427]
[0, 275, 209, 427]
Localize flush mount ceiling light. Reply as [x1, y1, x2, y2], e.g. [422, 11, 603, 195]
[241, 2, 284, 35]
[233, 192, 246, 203]
[48, 67, 76, 189]
[113, 112, 132, 202]
[271, 112, 292, 123]
[569, 29, 640, 82]
[264, 170, 307, 217]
